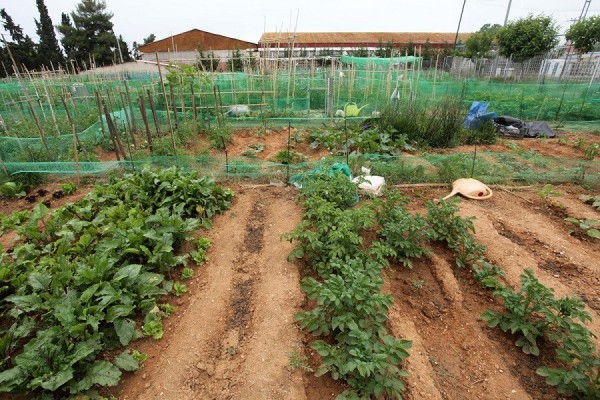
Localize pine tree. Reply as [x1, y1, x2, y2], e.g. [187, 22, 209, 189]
[35, 0, 64, 69]
[57, 0, 119, 66]
[117, 35, 132, 63]
[0, 8, 37, 72]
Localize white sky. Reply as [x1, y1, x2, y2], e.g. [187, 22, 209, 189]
[1, 0, 598, 46]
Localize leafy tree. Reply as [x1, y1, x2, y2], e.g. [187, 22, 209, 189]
[374, 40, 393, 58]
[497, 15, 558, 62]
[57, 0, 119, 66]
[465, 24, 501, 59]
[227, 48, 244, 71]
[349, 47, 369, 57]
[116, 35, 132, 62]
[35, 0, 64, 68]
[143, 34, 156, 45]
[566, 16, 600, 54]
[403, 40, 415, 56]
[0, 8, 37, 72]
[196, 46, 218, 72]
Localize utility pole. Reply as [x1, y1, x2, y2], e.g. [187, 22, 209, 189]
[503, 0, 513, 26]
[453, 0, 467, 49]
[579, 0, 591, 21]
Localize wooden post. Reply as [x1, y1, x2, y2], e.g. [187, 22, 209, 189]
[101, 99, 126, 160]
[147, 89, 161, 136]
[213, 85, 221, 126]
[191, 82, 197, 132]
[119, 90, 137, 148]
[60, 94, 80, 184]
[95, 90, 108, 140]
[155, 52, 174, 133]
[138, 96, 153, 151]
[124, 80, 137, 132]
[169, 85, 179, 129]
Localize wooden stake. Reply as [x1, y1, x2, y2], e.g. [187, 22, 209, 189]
[155, 52, 174, 133]
[138, 96, 153, 151]
[169, 85, 179, 129]
[124, 80, 137, 132]
[60, 94, 80, 184]
[191, 82, 197, 132]
[147, 89, 161, 136]
[119, 90, 137, 148]
[101, 99, 126, 160]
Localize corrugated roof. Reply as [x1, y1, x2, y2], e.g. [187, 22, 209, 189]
[139, 29, 257, 53]
[259, 32, 471, 46]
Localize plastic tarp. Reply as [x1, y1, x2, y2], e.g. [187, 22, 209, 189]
[464, 101, 497, 130]
[524, 121, 556, 138]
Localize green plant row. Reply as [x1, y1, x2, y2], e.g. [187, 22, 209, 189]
[480, 269, 600, 398]
[285, 173, 412, 399]
[0, 167, 233, 397]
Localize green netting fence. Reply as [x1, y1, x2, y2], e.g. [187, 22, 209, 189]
[2, 152, 598, 188]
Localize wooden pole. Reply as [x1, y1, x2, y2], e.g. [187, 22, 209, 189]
[101, 99, 126, 160]
[155, 52, 174, 133]
[60, 94, 81, 184]
[119, 90, 137, 148]
[191, 82, 197, 132]
[147, 89, 161, 136]
[169, 85, 179, 129]
[138, 96, 153, 151]
[95, 90, 108, 140]
[124, 80, 137, 132]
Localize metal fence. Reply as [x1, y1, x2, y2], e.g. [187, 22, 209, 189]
[447, 47, 600, 83]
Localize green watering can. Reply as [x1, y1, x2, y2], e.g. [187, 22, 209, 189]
[343, 102, 368, 117]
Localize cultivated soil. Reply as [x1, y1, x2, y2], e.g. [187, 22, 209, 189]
[2, 129, 599, 399]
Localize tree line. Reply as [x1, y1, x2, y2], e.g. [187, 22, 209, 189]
[0, 0, 152, 78]
[462, 14, 600, 62]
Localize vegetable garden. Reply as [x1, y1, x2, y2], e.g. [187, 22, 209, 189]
[0, 62, 599, 399]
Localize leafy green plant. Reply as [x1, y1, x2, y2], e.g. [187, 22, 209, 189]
[472, 261, 505, 289]
[0, 210, 30, 235]
[583, 143, 599, 160]
[271, 149, 308, 164]
[181, 267, 194, 280]
[159, 303, 177, 315]
[287, 351, 313, 372]
[208, 124, 232, 149]
[142, 319, 164, 340]
[172, 282, 188, 296]
[298, 170, 359, 210]
[372, 190, 430, 268]
[482, 269, 591, 356]
[0, 181, 26, 199]
[410, 279, 424, 289]
[564, 218, 600, 239]
[425, 198, 486, 268]
[60, 182, 78, 195]
[538, 184, 561, 202]
[0, 167, 233, 397]
[579, 195, 600, 211]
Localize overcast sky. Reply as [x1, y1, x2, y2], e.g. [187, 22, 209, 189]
[1, 0, 598, 46]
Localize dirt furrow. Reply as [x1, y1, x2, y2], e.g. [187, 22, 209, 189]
[459, 195, 600, 337]
[387, 254, 534, 400]
[118, 191, 252, 400]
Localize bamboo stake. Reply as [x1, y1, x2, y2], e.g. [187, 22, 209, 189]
[101, 99, 126, 160]
[119, 91, 137, 148]
[137, 96, 153, 151]
[95, 91, 108, 140]
[155, 52, 174, 133]
[169, 85, 179, 129]
[213, 86, 221, 126]
[124, 80, 137, 132]
[147, 89, 161, 136]
[191, 82, 197, 132]
[41, 67, 61, 135]
[60, 94, 80, 184]
[26, 98, 49, 153]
